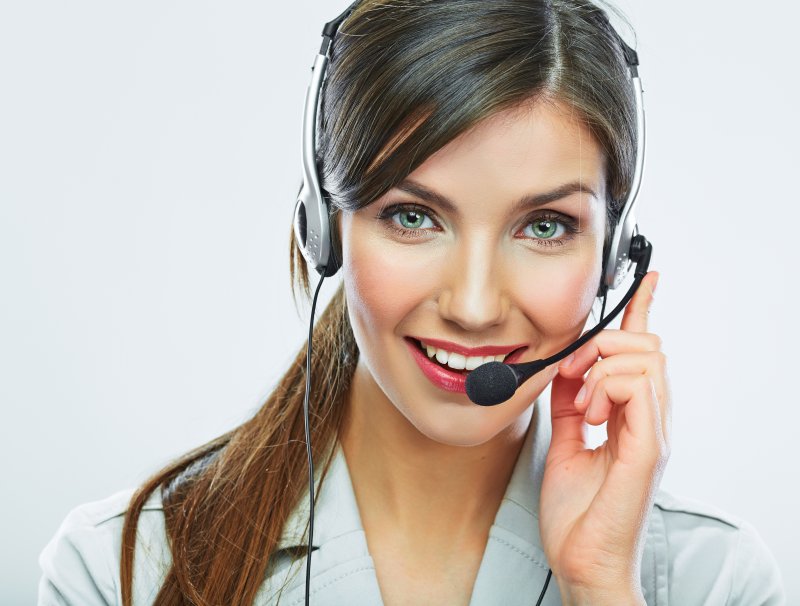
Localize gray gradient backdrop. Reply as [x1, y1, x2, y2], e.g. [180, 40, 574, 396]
[1, 1, 798, 603]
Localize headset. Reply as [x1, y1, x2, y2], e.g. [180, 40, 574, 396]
[292, 2, 650, 604]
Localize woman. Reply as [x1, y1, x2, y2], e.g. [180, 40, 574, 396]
[38, 0, 785, 604]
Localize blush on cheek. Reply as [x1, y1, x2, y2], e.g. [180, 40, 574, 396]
[342, 231, 442, 418]
[344, 232, 439, 333]
[516, 261, 599, 337]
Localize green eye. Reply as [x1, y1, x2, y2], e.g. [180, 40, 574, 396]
[395, 209, 433, 230]
[523, 219, 564, 240]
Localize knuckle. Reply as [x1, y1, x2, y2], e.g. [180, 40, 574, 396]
[588, 373, 607, 398]
[647, 333, 663, 351]
[584, 360, 605, 384]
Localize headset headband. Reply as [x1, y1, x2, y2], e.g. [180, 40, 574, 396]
[294, 1, 646, 294]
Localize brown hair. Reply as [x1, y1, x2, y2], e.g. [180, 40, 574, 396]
[120, 1, 638, 603]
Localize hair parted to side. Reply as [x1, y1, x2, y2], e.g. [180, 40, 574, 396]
[120, 1, 638, 604]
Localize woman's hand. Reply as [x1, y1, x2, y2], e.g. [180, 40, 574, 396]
[539, 271, 671, 605]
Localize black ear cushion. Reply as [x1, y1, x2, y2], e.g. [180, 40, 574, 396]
[323, 243, 341, 276]
[597, 233, 611, 299]
[322, 203, 342, 276]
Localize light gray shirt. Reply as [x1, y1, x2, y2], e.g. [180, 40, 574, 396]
[38, 388, 786, 605]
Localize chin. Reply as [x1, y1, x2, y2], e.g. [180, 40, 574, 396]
[398, 398, 528, 448]
[413, 421, 503, 448]
[380, 361, 557, 448]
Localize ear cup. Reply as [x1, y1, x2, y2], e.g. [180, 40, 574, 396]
[596, 274, 609, 300]
[321, 216, 341, 276]
[293, 198, 342, 277]
[322, 203, 342, 276]
[596, 229, 613, 299]
[598, 203, 639, 298]
[323, 252, 341, 276]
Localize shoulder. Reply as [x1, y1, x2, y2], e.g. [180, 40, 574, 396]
[647, 488, 785, 605]
[37, 487, 171, 606]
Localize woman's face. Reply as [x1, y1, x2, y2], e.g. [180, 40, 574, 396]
[339, 98, 608, 447]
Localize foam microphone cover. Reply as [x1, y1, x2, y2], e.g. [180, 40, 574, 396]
[465, 361, 520, 406]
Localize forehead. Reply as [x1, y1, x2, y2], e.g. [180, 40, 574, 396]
[397, 97, 606, 206]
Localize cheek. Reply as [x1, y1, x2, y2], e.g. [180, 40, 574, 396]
[527, 265, 596, 318]
[512, 247, 603, 337]
[341, 219, 430, 339]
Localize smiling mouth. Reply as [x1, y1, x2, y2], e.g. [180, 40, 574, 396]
[411, 338, 522, 374]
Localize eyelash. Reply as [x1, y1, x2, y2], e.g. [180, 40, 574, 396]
[376, 203, 582, 248]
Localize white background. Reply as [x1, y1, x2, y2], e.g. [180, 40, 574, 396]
[1, 1, 798, 603]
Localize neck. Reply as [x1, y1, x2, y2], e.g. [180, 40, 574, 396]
[340, 361, 534, 548]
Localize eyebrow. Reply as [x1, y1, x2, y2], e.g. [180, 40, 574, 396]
[392, 178, 599, 215]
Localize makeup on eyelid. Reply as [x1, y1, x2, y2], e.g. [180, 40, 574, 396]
[341, 97, 606, 458]
[375, 202, 584, 247]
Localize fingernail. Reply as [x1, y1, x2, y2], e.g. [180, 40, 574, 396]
[574, 384, 587, 405]
[560, 353, 575, 368]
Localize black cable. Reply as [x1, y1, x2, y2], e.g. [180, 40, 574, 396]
[304, 273, 327, 606]
[303, 259, 639, 605]
[534, 287, 607, 605]
[599, 289, 608, 322]
[535, 568, 553, 605]
[511, 237, 651, 377]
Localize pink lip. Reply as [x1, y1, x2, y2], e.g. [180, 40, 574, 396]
[408, 336, 528, 357]
[404, 337, 527, 395]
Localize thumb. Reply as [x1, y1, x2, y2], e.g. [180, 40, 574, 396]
[548, 372, 587, 459]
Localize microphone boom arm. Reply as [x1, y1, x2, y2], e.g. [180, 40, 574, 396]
[464, 235, 652, 406]
[513, 234, 652, 377]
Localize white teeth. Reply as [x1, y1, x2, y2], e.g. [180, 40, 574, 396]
[447, 353, 466, 370]
[465, 355, 483, 371]
[420, 340, 509, 370]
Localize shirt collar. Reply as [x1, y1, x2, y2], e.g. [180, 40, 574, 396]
[276, 383, 553, 553]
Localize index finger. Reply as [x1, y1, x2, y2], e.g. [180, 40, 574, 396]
[619, 270, 659, 333]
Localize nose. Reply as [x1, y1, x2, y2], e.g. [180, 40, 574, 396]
[437, 237, 509, 332]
